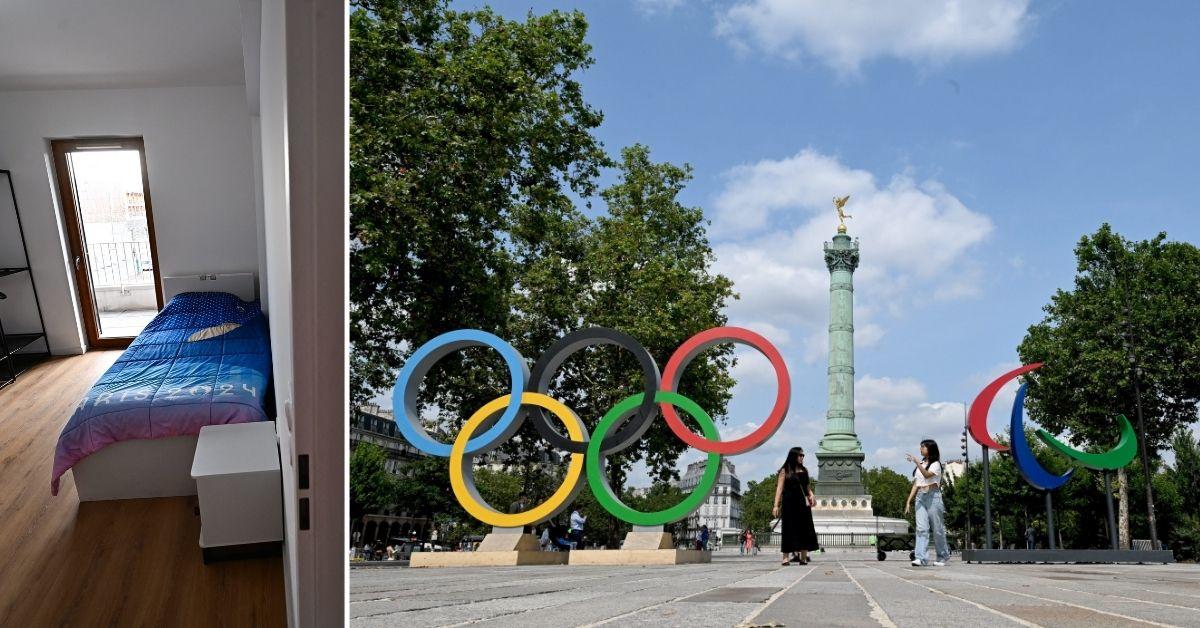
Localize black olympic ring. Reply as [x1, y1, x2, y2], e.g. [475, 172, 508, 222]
[524, 327, 661, 455]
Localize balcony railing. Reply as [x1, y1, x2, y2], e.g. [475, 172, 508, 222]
[86, 241, 154, 287]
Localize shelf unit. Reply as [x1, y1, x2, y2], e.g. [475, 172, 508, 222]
[0, 169, 51, 390]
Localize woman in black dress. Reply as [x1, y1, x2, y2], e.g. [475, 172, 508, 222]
[772, 446, 819, 565]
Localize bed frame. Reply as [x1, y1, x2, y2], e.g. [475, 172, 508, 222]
[71, 272, 261, 502]
[73, 436, 200, 500]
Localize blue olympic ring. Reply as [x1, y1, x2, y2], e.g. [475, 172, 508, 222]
[393, 329, 529, 457]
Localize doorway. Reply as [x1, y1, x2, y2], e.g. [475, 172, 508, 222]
[51, 137, 162, 349]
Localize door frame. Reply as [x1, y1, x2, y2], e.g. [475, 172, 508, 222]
[50, 136, 163, 350]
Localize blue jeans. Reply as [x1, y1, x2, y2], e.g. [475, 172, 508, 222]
[914, 489, 949, 563]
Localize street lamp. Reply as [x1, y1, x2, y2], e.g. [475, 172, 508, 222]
[960, 408, 972, 550]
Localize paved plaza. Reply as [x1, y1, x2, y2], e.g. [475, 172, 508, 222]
[350, 551, 1200, 627]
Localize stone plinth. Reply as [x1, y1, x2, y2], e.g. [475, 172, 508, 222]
[410, 528, 568, 568]
[810, 513, 909, 536]
[410, 549, 567, 567]
[568, 526, 710, 565]
[569, 549, 710, 566]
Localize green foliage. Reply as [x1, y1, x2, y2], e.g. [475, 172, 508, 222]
[862, 467, 911, 521]
[508, 145, 736, 488]
[473, 467, 523, 515]
[940, 427, 1200, 558]
[392, 454, 456, 520]
[350, 443, 397, 521]
[627, 482, 687, 542]
[350, 2, 735, 506]
[741, 474, 778, 534]
[1171, 429, 1200, 517]
[1018, 224, 1200, 453]
[350, 0, 607, 401]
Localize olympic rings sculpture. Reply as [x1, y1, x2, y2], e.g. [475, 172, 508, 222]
[393, 326, 791, 528]
[968, 363, 1138, 491]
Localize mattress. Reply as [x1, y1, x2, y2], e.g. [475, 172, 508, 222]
[52, 292, 272, 495]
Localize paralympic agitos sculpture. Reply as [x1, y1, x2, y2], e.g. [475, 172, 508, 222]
[393, 326, 791, 529]
[965, 362, 1147, 559]
[968, 362, 1138, 489]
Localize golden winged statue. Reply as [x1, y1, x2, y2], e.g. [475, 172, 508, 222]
[833, 195, 851, 233]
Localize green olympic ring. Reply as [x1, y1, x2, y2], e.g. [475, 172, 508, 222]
[587, 391, 721, 526]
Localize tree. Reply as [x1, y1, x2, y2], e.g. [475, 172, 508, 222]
[943, 427, 1125, 550]
[508, 145, 736, 492]
[1018, 224, 1200, 545]
[350, 0, 607, 403]
[350, 443, 397, 521]
[627, 483, 687, 542]
[349, 2, 737, 538]
[392, 454, 457, 522]
[741, 474, 778, 534]
[862, 467, 910, 521]
[1165, 427, 1200, 561]
[1171, 429, 1200, 519]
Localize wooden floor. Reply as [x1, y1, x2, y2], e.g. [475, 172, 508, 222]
[0, 352, 287, 627]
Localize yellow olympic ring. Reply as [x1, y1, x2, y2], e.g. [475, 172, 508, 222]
[449, 392, 587, 527]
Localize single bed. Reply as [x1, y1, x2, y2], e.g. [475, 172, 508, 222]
[52, 280, 272, 501]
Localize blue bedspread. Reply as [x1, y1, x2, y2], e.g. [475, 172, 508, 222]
[52, 292, 272, 495]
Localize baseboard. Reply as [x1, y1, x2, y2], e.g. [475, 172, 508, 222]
[202, 541, 283, 564]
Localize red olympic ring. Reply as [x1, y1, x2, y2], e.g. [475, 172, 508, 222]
[967, 362, 1043, 451]
[659, 327, 791, 455]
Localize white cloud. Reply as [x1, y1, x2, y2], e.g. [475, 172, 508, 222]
[633, 0, 684, 16]
[715, 0, 1033, 74]
[712, 149, 993, 363]
[856, 375, 927, 412]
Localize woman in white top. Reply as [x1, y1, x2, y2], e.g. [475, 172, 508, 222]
[904, 439, 949, 566]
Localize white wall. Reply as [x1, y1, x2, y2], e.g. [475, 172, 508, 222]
[0, 85, 258, 353]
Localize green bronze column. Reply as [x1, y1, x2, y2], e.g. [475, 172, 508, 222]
[815, 221, 866, 497]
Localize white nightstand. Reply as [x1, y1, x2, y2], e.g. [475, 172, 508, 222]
[190, 422, 284, 563]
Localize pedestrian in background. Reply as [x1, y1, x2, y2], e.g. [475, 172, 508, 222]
[569, 508, 587, 549]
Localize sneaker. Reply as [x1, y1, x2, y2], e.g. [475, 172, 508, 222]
[933, 560, 946, 567]
[911, 559, 924, 566]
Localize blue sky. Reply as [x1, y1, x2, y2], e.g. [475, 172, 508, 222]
[429, 0, 1200, 483]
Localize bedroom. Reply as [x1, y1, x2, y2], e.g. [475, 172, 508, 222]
[0, 1, 343, 626]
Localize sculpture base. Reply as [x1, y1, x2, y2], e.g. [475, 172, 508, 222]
[569, 527, 709, 565]
[569, 549, 710, 566]
[411, 529, 568, 568]
[962, 549, 1174, 564]
[410, 550, 568, 568]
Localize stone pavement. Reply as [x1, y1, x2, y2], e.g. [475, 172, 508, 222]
[349, 551, 1200, 627]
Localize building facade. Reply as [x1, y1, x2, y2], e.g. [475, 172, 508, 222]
[676, 459, 742, 544]
[349, 405, 430, 546]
